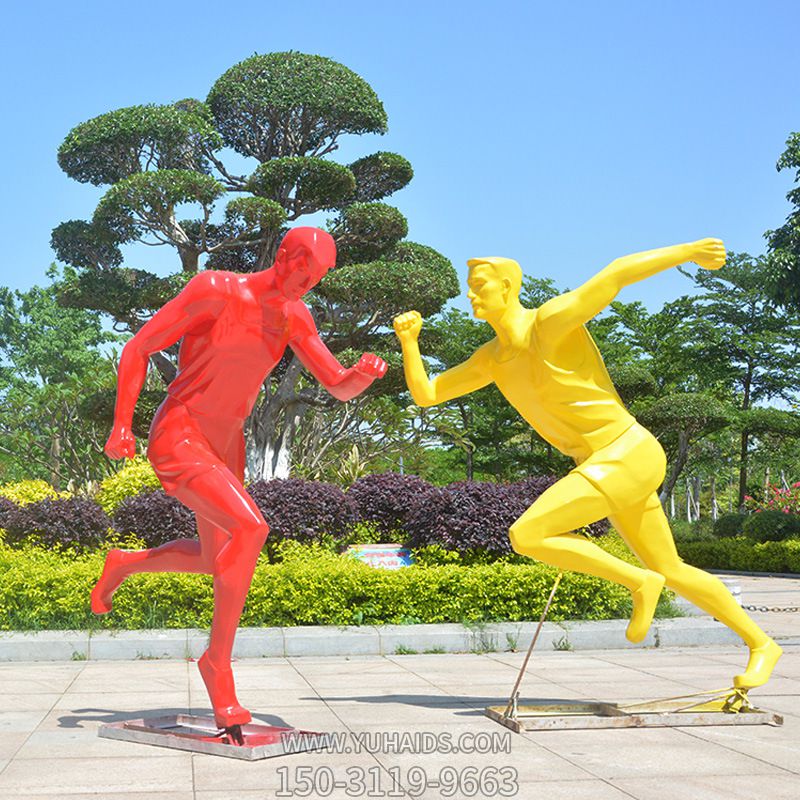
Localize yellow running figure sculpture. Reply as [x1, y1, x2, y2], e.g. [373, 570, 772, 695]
[394, 238, 781, 690]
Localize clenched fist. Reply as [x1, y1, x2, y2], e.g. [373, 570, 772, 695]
[354, 353, 388, 378]
[393, 310, 423, 343]
[104, 425, 136, 460]
[690, 238, 726, 271]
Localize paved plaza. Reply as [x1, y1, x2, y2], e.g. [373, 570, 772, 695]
[0, 573, 798, 799]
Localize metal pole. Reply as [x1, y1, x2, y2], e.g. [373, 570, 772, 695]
[503, 572, 563, 718]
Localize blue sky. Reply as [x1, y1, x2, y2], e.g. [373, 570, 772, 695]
[1, 0, 798, 311]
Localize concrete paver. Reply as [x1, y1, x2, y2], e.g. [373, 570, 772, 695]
[0, 644, 796, 798]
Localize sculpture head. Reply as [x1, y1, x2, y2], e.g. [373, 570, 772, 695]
[274, 227, 337, 300]
[466, 257, 523, 320]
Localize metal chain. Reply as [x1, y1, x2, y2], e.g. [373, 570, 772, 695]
[743, 604, 800, 613]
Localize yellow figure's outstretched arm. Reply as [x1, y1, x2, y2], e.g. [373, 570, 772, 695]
[393, 311, 492, 406]
[536, 238, 726, 338]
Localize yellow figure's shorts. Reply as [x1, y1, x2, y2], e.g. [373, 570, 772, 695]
[571, 422, 667, 513]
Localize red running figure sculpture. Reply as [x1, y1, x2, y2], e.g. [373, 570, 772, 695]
[93, 227, 387, 730]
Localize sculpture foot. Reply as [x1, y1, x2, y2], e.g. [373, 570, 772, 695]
[734, 639, 783, 689]
[626, 571, 665, 643]
[90, 549, 129, 614]
[198, 651, 252, 728]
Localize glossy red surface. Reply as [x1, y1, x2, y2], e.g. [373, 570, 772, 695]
[93, 227, 387, 727]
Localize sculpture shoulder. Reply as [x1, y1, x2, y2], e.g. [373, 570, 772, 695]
[531, 308, 583, 354]
[186, 270, 239, 296]
[285, 300, 317, 340]
[177, 270, 233, 318]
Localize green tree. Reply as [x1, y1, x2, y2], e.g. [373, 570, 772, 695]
[684, 254, 800, 508]
[52, 52, 458, 479]
[636, 392, 733, 504]
[766, 131, 800, 306]
[0, 270, 119, 487]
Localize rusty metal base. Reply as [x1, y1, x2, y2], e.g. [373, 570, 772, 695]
[98, 714, 334, 760]
[485, 698, 784, 732]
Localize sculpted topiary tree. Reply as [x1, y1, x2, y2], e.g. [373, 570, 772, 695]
[52, 52, 458, 478]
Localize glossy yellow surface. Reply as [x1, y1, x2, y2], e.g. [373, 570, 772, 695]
[394, 238, 781, 689]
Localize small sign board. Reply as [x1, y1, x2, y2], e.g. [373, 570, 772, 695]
[345, 544, 413, 569]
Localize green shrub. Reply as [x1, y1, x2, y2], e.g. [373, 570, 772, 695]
[96, 459, 161, 513]
[742, 510, 800, 543]
[412, 544, 464, 566]
[412, 530, 642, 568]
[336, 521, 389, 550]
[668, 520, 716, 543]
[713, 513, 748, 539]
[0, 479, 63, 506]
[0, 540, 660, 631]
[678, 537, 800, 573]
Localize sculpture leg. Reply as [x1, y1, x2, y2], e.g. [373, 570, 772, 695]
[91, 539, 213, 614]
[509, 472, 665, 642]
[610, 494, 782, 688]
[170, 462, 268, 728]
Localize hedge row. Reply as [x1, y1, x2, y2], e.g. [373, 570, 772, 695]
[1, 472, 609, 554]
[0, 541, 668, 631]
[713, 511, 800, 542]
[678, 537, 800, 574]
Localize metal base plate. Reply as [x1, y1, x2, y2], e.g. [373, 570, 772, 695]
[99, 714, 334, 760]
[485, 699, 784, 732]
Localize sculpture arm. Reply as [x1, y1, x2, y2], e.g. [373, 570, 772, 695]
[394, 311, 492, 407]
[536, 238, 725, 338]
[105, 273, 223, 457]
[288, 303, 386, 402]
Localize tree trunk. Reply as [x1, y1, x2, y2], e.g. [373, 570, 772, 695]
[737, 361, 754, 510]
[150, 352, 177, 384]
[178, 247, 199, 273]
[659, 429, 690, 504]
[738, 430, 750, 511]
[693, 475, 702, 519]
[49, 431, 62, 492]
[458, 403, 474, 480]
[686, 475, 701, 521]
[711, 476, 718, 520]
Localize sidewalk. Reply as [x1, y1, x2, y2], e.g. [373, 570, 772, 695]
[0, 645, 798, 799]
[0, 573, 798, 798]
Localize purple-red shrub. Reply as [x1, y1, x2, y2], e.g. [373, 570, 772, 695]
[404, 475, 607, 556]
[0, 497, 17, 529]
[405, 480, 528, 556]
[112, 490, 196, 547]
[346, 472, 434, 537]
[3, 497, 109, 550]
[247, 479, 355, 542]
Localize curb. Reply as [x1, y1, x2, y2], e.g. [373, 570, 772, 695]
[0, 617, 740, 662]
[709, 569, 800, 580]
